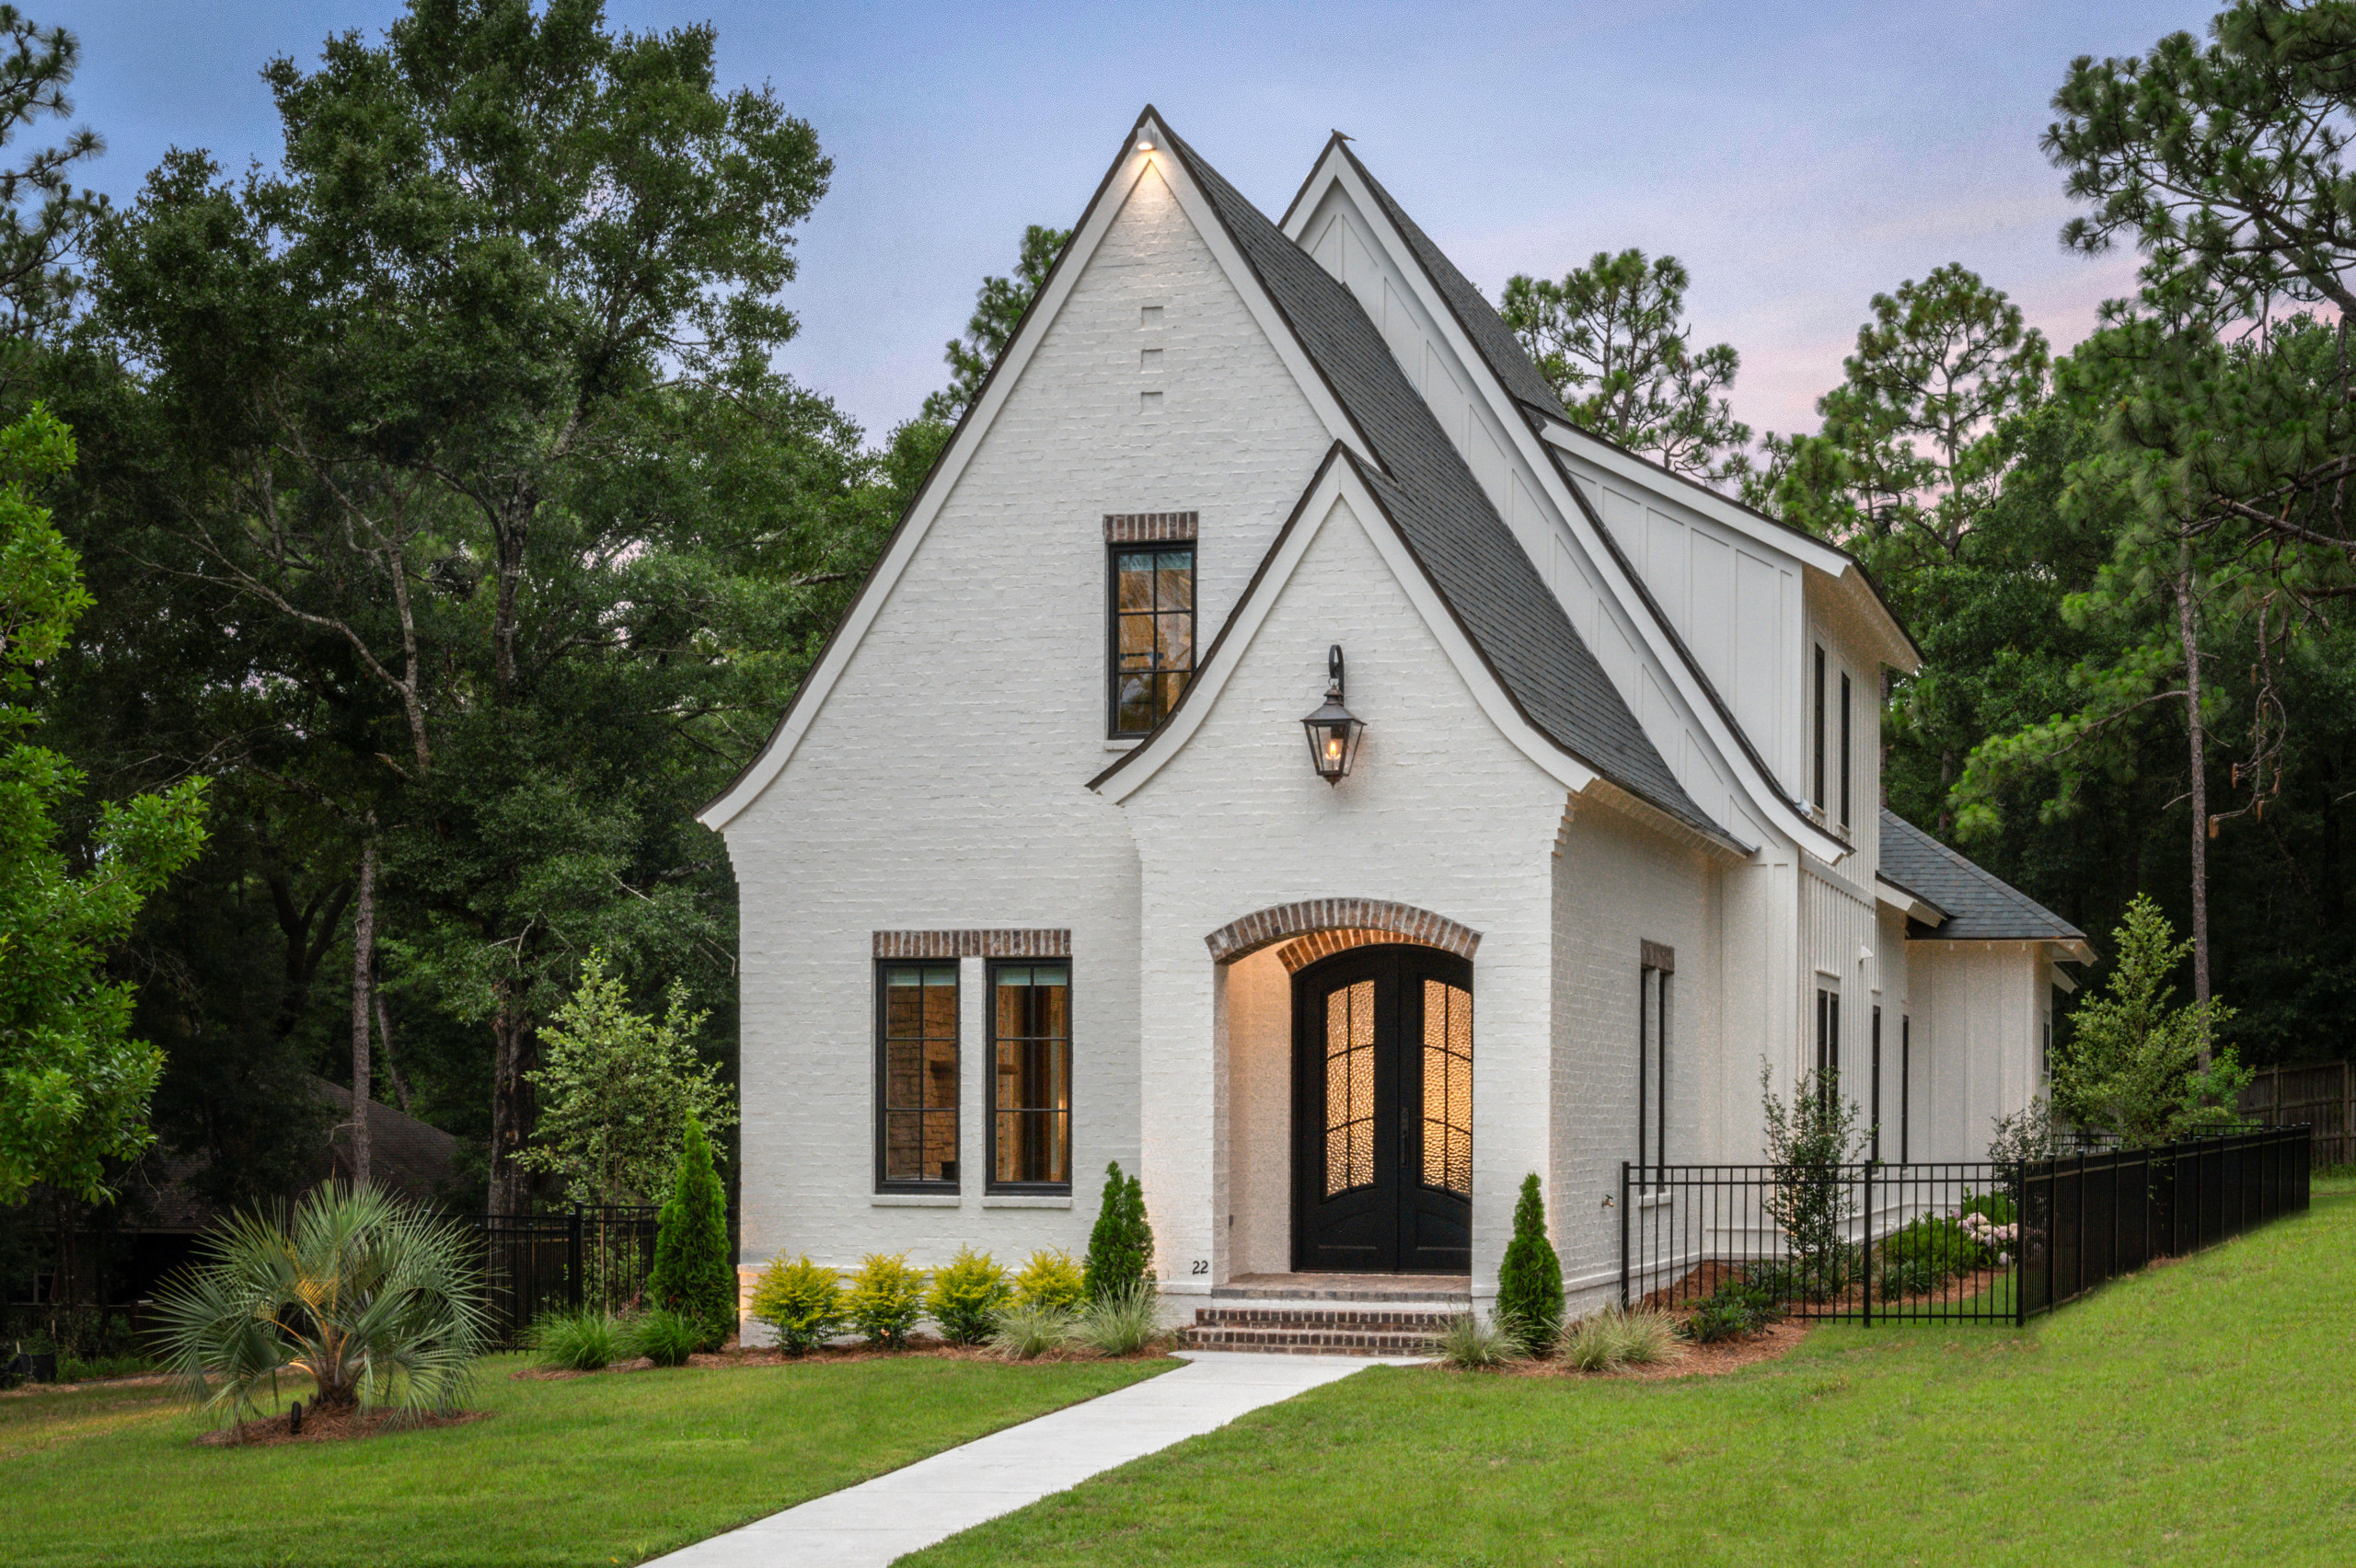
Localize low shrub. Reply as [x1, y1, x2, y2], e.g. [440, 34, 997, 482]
[1562, 1307, 1685, 1371]
[927, 1247, 1013, 1346]
[528, 1308, 627, 1371]
[987, 1300, 1075, 1360]
[1878, 1256, 1944, 1301]
[1013, 1249, 1087, 1311]
[845, 1252, 929, 1349]
[746, 1254, 844, 1355]
[1433, 1311, 1523, 1370]
[1960, 1190, 2017, 1227]
[1882, 1216, 1981, 1281]
[1684, 1282, 1776, 1343]
[627, 1309, 703, 1367]
[1068, 1281, 1165, 1355]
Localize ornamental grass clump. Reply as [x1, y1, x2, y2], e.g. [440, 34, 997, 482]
[746, 1254, 844, 1355]
[1560, 1307, 1684, 1372]
[1433, 1310, 1523, 1370]
[1069, 1280, 1165, 1355]
[927, 1247, 1013, 1346]
[627, 1309, 703, 1367]
[1495, 1174, 1565, 1355]
[528, 1308, 627, 1372]
[987, 1301, 1075, 1361]
[845, 1252, 929, 1348]
[1013, 1249, 1086, 1310]
[152, 1183, 488, 1429]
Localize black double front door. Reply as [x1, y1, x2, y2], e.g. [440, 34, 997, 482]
[1290, 944, 1473, 1274]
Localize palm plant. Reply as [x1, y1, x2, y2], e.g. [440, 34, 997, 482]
[151, 1183, 489, 1427]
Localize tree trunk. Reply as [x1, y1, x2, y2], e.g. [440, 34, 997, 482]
[2175, 545, 2212, 1066]
[372, 969, 414, 1116]
[488, 992, 538, 1216]
[349, 835, 376, 1191]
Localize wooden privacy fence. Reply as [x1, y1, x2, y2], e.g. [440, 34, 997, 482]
[2240, 1062, 2351, 1168]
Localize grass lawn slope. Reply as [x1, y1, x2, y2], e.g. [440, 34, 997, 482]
[912, 1178, 2356, 1568]
[0, 1354, 1167, 1567]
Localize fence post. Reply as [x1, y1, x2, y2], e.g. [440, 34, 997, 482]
[1861, 1160, 1873, 1329]
[2014, 1159, 2027, 1328]
[1618, 1161, 1631, 1310]
[568, 1205, 583, 1311]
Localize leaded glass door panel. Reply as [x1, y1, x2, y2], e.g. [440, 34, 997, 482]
[1291, 945, 1473, 1273]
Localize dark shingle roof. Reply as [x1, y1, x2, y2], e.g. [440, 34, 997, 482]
[1162, 126, 1727, 844]
[1339, 147, 1568, 422]
[1879, 809, 2085, 943]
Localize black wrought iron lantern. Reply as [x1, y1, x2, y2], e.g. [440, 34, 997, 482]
[1300, 645, 1366, 785]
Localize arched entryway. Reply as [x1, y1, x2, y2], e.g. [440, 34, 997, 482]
[1289, 943, 1472, 1274]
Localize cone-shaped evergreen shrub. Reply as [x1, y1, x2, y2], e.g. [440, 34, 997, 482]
[1082, 1162, 1153, 1301]
[1495, 1172, 1564, 1354]
[647, 1111, 735, 1351]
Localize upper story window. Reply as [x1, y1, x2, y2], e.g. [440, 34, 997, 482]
[1105, 512, 1198, 737]
[1812, 643, 1827, 811]
[1840, 671, 1853, 829]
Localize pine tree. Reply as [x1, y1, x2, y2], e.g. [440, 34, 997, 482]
[647, 1111, 734, 1350]
[1494, 1173, 1564, 1353]
[1082, 1161, 1153, 1300]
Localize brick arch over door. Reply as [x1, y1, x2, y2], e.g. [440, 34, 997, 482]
[1203, 899, 1482, 967]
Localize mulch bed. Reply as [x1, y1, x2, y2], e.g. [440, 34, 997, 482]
[511, 1336, 1176, 1380]
[195, 1406, 492, 1447]
[1431, 1319, 1810, 1381]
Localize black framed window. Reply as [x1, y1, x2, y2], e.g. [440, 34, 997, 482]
[1815, 986, 1841, 1109]
[877, 963, 958, 1191]
[1637, 963, 1670, 1186]
[1110, 547, 1195, 735]
[1900, 1014, 1911, 1165]
[1840, 671, 1853, 828]
[1869, 1004, 1882, 1163]
[990, 962, 1071, 1191]
[1812, 643, 1826, 809]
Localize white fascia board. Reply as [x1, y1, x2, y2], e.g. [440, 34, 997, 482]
[1292, 156, 1846, 867]
[699, 118, 1358, 833]
[1875, 876, 1945, 927]
[2049, 960, 2080, 995]
[1093, 455, 1599, 806]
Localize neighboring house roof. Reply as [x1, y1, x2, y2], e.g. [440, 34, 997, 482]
[1878, 808, 2087, 947]
[1158, 123, 1727, 844]
[117, 1078, 463, 1233]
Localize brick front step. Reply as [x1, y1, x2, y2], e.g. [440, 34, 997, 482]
[1180, 1304, 1452, 1356]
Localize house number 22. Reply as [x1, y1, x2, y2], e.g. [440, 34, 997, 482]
[1191, 1259, 1208, 1274]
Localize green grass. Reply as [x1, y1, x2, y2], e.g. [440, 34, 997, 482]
[911, 1180, 2356, 1568]
[0, 1353, 1169, 1567]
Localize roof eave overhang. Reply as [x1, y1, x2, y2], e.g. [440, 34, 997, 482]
[1874, 875, 1946, 927]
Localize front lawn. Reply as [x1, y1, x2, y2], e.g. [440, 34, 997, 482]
[0, 1353, 1170, 1567]
[912, 1176, 2356, 1566]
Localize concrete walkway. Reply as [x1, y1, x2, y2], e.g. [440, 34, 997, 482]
[646, 1350, 1417, 1568]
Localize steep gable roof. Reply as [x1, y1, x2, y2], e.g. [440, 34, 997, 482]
[1331, 144, 1568, 423]
[1879, 808, 2085, 945]
[1158, 123, 1725, 843]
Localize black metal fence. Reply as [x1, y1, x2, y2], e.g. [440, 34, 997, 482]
[468, 1205, 662, 1346]
[1621, 1124, 2311, 1327]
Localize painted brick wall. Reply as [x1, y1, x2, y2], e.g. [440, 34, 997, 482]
[720, 163, 1332, 1285]
[1119, 492, 1566, 1301]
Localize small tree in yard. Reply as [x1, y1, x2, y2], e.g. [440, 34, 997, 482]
[1495, 1174, 1564, 1354]
[647, 1112, 734, 1351]
[1082, 1162, 1153, 1301]
[1760, 1063, 1866, 1302]
[2053, 896, 2250, 1148]
[518, 951, 735, 1206]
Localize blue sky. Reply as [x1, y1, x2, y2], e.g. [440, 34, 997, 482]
[63, 0, 2215, 445]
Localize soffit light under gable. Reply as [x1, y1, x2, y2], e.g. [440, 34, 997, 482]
[1300, 645, 1365, 786]
[1136, 129, 1156, 152]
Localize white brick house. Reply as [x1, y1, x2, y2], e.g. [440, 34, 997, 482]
[701, 110, 2088, 1323]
